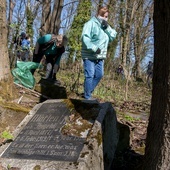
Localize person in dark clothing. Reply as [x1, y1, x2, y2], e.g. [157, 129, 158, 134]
[31, 34, 67, 80]
[116, 64, 124, 79]
[14, 32, 27, 60]
[146, 61, 153, 88]
[21, 35, 31, 61]
[116, 65, 124, 75]
[147, 61, 153, 78]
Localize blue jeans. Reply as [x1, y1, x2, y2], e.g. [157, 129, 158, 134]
[83, 59, 104, 99]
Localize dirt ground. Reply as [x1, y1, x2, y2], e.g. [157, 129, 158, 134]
[0, 83, 148, 170]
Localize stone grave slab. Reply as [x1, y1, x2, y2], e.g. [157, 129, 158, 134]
[0, 99, 119, 170]
[1, 102, 85, 162]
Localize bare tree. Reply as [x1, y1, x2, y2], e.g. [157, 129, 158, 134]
[0, 0, 11, 80]
[115, 0, 153, 78]
[7, 0, 16, 39]
[49, 0, 63, 34]
[142, 0, 170, 169]
[118, 0, 135, 66]
[133, 0, 153, 78]
[40, 0, 51, 35]
[40, 0, 64, 35]
[0, 0, 16, 100]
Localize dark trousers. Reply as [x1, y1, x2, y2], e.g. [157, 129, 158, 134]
[31, 52, 56, 79]
[45, 54, 56, 78]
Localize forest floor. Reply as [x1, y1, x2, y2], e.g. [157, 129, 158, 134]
[0, 68, 151, 170]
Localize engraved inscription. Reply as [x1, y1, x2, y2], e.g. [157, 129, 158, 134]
[2, 102, 85, 161]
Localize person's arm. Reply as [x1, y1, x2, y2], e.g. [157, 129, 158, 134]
[104, 25, 117, 42]
[100, 19, 117, 42]
[54, 46, 65, 64]
[81, 21, 99, 53]
[34, 42, 40, 54]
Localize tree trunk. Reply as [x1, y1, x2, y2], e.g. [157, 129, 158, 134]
[119, 0, 136, 66]
[7, 0, 15, 40]
[0, 0, 11, 80]
[26, 0, 34, 41]
[49, 0, 63, 34]
[143, 0, 170, 169]
[119, 0, 128, 66]
[40, 0, 51, 35]
[0, 0, 17, 101]
[133, 0, 153, 79]
[40, 0, 63, 35]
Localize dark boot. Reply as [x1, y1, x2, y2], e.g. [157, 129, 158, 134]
[52, 73, 56, 80]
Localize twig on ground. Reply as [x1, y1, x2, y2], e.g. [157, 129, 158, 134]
[17, 95, 23, 104]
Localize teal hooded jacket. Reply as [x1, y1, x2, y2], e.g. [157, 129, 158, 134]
[81, 16, 117, 60]
[37, 34, 65, 64]
[37, 34, 57, 55]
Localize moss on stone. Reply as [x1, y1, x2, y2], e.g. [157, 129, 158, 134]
[33, 165, 41, 170]
[61, 99, 95, 137]
[64, 99, 76, 114]
[135, 146, 145, 155]
[61, 117, 92, 137]
[95, 130, 102, 146]
[0, 101, 30, 113]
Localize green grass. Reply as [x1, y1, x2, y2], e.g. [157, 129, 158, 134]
[124, 115, 140, 122]
[1, 130, 13, 140]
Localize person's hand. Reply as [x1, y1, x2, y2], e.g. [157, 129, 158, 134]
[95, 48, 101, 54]
[101, 20, 108, 30]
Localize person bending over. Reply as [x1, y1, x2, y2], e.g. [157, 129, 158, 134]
[31, 34, 67, 80]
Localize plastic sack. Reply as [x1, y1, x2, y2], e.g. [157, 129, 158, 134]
[12, 61, 42, 89]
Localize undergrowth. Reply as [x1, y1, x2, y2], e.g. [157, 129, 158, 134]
[57, 61, 151, 108]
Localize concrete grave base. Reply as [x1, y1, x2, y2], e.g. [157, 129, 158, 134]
[0, 99, 119, 170]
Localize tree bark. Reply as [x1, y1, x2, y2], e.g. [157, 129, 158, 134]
[40, 0, 63, 35]
[143, 0, 170, 169]
[49, 0, 63, 34]
[7, 0, 15, 40]
[40, 0, 51, 35]
[133, 0, 153, 79]
[0, 0, 11, 80]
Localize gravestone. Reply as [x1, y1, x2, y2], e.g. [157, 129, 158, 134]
[1, 102, 85, 162]
[0, 99, 119, 170]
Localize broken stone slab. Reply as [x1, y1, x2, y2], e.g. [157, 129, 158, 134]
[0, 99, 119, 170]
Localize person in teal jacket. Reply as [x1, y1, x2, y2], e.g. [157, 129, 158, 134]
[81, 6, 117, 100]
[32, 34, 67, 80]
